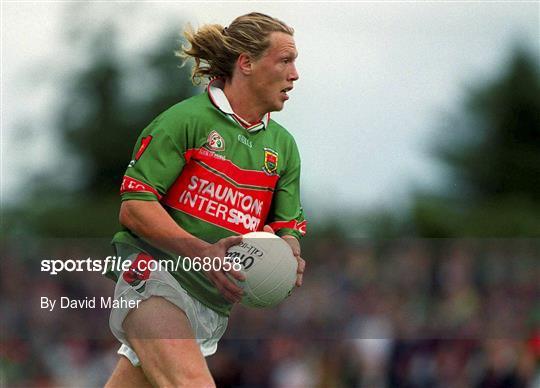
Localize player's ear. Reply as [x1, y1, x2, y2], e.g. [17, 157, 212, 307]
[237, 53, 253, 75]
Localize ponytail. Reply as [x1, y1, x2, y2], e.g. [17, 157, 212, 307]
[178, 13, 294, 85]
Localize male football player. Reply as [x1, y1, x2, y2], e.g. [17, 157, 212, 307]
[105, 12, 306, 387]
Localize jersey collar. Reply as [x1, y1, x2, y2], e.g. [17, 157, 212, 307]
[207, 78, 270, 133]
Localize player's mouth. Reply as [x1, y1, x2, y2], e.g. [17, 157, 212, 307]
[280, 86, 293, 100]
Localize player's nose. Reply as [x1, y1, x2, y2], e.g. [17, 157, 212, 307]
[289, 64, 299, 82]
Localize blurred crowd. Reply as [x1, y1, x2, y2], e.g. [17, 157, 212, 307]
[1, 238, 539, 387]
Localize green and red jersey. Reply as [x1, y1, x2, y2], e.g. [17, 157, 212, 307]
[111, 79, 306, 316]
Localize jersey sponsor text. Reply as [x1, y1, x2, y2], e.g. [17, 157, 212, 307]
[175, 175, 264, 232]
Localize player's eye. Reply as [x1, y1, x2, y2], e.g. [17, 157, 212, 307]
[282, 58, 290, 64]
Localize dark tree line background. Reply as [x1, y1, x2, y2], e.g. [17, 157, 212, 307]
[4, 21, 198, 237]
[3, 23, 539, 239]
[411, 48, 540, 237]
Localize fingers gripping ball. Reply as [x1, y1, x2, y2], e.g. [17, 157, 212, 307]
[226, 232, 298, 308]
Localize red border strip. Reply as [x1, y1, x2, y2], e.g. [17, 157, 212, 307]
[268, 220, 307, 236]
[184, 148, 280, 188]
[120, 176, 162, 200]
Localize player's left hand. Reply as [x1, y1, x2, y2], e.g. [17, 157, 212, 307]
[263, 225, 305, 287]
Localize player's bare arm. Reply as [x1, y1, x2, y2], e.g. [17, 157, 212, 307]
[282, 235, 305, 287]
[120, 200, 245, 302]
[263, 225, 305, 287]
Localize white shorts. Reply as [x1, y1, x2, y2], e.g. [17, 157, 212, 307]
[109, 251, 228, 367]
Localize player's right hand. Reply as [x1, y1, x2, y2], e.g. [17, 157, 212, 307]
[201, 235, 245, 303]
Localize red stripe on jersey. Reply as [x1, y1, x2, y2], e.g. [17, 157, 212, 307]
[269, 220, 307, 236]
[184, 148, 280, 188]
[135, 135, 153, 161]
[162, 161, 274, 235]
[120, 176, 162, 200]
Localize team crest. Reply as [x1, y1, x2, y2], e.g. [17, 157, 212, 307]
[263, 148, 279, 175]
[206, 130, 225, 151]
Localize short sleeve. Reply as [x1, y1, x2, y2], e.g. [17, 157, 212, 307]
[267, 139, 307, 239]
[120, 114, 185, 201]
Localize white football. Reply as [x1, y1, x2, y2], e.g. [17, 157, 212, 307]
[226, 232, 297, 308]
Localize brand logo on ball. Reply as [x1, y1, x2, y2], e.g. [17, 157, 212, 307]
[263, 148, 279, 175]
[226, 232, 297, 309]
[227, 241, 264, 271]
[206, 130, 225, 151]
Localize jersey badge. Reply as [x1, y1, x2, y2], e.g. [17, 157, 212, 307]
[206, 130, 225, 151]
[263, 148, 279, 175]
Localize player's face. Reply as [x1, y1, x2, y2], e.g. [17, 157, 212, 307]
[250, 32, 299, 113]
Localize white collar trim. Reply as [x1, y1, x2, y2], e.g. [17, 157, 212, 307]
[207, 78, 269, 132]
